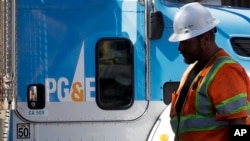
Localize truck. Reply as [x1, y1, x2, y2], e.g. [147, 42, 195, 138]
[0, 0, 249, 140]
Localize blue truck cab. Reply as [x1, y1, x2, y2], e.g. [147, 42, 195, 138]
[0, 0, 249, 140]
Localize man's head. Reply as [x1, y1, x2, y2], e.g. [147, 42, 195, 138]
[178, 28, 217, 64]
[169, 2, 219, 42]
[169, 2, 220, 64]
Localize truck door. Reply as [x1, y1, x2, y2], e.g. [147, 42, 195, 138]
[15, 0, 148, 123]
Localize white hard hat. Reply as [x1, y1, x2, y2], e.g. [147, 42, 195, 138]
[169, 2, 220, 42]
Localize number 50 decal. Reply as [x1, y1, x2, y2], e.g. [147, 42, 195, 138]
[17, 123, 30, 139]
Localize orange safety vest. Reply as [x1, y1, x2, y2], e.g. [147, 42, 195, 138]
[170, 49, 250, 141]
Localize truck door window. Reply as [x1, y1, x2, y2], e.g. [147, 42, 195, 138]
[96, 38, 134, 110]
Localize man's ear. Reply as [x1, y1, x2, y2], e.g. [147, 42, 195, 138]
[203, 32, 211, 41]
[200, 32, 210, 47]
[197, 31, 211, 46]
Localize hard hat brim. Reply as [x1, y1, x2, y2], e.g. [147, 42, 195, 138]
[168, 19, 220, 42]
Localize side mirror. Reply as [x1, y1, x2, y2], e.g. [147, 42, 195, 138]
[149, 11, 164, 39]
[27, 84, 45, 109]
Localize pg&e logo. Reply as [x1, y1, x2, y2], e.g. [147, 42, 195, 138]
[45, 77, 95, 102]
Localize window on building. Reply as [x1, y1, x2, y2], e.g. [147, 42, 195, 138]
[167, 0, 250, 8]
[222, 0, 250, 8]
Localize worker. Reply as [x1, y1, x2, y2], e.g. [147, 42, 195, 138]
[168, 2, 250, 141]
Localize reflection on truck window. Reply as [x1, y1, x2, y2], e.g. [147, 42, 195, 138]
[167, 0, 250, 7]
[96, 38, 134, 110]
[29, 86, 37, 102]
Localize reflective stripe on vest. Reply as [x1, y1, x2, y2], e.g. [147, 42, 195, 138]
[198, 56, 249, 115]
[197, 56, 237, 115]
[171, 56, 242, 133]
[171, 115, 228, 133]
